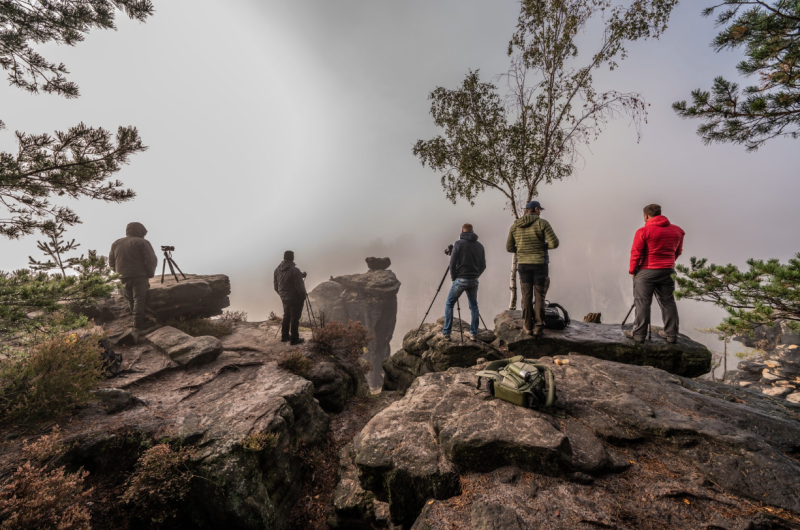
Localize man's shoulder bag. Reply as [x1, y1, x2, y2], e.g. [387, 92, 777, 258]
[544, 302, 570, 330]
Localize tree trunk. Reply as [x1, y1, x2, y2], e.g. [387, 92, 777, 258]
[509, 253, 518, 310]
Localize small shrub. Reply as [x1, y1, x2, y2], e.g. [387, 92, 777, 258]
[220, 310, 247, 322]
[242, 432, 279, 452]
[310, 320, 373, 374]
[0, 333, 105, 423]
[278, 352, 312, 379]
[165, 317, 234, 338]
[23, 426, 65, 464]
[268, 311, 281, 322]
[0, 462, 92, 530]
[122, 444, 195, 525]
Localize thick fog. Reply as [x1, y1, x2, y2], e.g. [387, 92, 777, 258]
[2, 1, 798, 376]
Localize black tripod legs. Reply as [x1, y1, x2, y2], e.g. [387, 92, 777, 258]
[456, 299, 464, 342]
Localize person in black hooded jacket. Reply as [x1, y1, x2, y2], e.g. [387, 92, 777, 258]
[109, 222, 158, 330]
[273, 250, 307, 345]
[442, 223, 486, 341]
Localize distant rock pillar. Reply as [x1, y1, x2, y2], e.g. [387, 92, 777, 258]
[308, 258, 400, 388]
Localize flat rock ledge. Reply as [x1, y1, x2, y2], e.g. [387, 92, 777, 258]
[494, 310, 712, 378]
[348, 356, 800, 529]
[382, 317, 501, 392]
[146, 273, 231, 320]
[146, 325, 223, 368]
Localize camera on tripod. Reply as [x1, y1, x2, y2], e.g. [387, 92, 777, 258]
[160, 245, 186, 283]
[444, 244, 454, 256]
[161, 245, 175, 252]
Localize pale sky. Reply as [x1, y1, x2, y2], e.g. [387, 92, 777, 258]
[2, 1, 798, 370]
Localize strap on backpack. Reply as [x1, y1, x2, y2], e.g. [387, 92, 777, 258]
[547, 302, 571, 326]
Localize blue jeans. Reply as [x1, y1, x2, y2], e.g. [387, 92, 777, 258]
[443, 278, 480, 336]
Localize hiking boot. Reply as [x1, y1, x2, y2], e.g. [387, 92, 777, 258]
[290, 337, 305, 346]
[624, 330, 645, 343]
[441, 333, 451, 342]
[466, 332, 477, 342]
[657, 330, 677, 343]
[522, 326, 533, 336]
[280, 336, 290, 343]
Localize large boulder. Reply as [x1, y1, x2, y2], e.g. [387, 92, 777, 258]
[308, 361, 369, 413]
[382, 317, 503, 392]
[146, 325, 223, 367]
[53, 356, 329, 530]
[350, 356, 800, 529]
[308, 268, 400, 388]
[494, 310, 711, 377]
[146, 274, 231, 321]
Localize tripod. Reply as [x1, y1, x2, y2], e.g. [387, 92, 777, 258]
[161, 248, 187, 283]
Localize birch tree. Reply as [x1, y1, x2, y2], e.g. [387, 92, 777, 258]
[413, 0, 676, 309]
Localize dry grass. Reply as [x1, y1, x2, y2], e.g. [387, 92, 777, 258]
[0, 333, 105, 424]
[310, 320, 373, 374]
[121, 444, 196, 525]
[242, 432, 279, 452]
[278, 352, 313, 379]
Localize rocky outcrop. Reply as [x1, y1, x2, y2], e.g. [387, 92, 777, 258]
[382, 317, 503, 392]
[347, 356, 800, 529]
[730, 320, 800, 403]
[366, 257, 391, 270]
[494, 310, 712, 377]
[308, 267, 401, 388]
[52, 349, 328, 529]
[146, 274, 231, 320]
[145, 325, 223, 367]
[308, 361, 370, 413]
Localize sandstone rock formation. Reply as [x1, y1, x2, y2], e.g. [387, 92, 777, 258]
[343, 356, 800, 529]
[145, 274, 231, 320]
[146, 325, 223, 367]
[366, 257, 391, 270]
[382, 317, 502, 392]
[495, 310, 712, 377]
[308, 267, 400, 388]
[729, 320, 800, 403]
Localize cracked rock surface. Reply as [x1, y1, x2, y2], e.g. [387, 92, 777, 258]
[350, 355, 800, 529]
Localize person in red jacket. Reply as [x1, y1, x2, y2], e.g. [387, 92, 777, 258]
[625, 204, 685, 343]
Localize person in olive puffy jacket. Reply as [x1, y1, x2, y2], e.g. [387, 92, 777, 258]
[109, 222, 158, 330]
[625, 204, 685, 343]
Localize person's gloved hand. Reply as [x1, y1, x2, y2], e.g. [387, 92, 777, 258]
[302, 271, 307, 279]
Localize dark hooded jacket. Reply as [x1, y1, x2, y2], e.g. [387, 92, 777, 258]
[109, 222, 158, 279]
[449, 232, 486, 281]
[273, 260, 307, 300]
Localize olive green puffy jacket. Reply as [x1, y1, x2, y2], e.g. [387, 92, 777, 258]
[506, 215, 559, 265]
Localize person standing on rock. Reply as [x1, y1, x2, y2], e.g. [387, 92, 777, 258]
[109, 222, 159, 331]
[442, 223, 486, 342]
[274, 251, 307, 345]
[625, 204, 685, 344]
[506, 201, 560, 338]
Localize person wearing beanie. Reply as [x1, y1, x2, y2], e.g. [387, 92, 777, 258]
[273, 250, 307, 345]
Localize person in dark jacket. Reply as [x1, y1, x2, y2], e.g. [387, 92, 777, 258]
[442, 224, 486, 341]
[625, 204, 685, 343]
[506, 201, 559, 337]
[109, 222, 159, 330]
[273, 250, 307, 345]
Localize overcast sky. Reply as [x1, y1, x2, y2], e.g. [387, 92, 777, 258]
[2, 1, 798, 369]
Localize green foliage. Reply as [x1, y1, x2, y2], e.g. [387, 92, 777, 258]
[278, 351, 313, 379]
[673, 1, 800, 150]
[122, 443, 195, 525]
[28, 222, 81, 277]
[0, 332, 106, 423]
[241, 432, 279, 452]
[413, 0, 676, 217]
[0, 250, 117, 335]
[311, 320, 373, 374]
[0, 1, 154, 238]
[675, 253, 800, 336]
[221, 310, 248, 322]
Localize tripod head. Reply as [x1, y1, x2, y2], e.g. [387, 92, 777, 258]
[444, 244, 454, 256]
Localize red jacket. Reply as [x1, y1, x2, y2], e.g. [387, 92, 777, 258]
[629, 216, 685, 274]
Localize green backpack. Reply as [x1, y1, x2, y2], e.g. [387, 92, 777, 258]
[476, 356, 557, 409]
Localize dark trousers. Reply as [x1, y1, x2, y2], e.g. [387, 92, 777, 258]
[633, 268, 679, 340]
[281, 297, 305, 341]
[518, 264, 549, 333]
[121, 276, 150, 328]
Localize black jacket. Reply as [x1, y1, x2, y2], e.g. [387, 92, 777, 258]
[449, 232, 486, 281]
[273, 260, 307, 300]
[109, 222, 159, 279]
